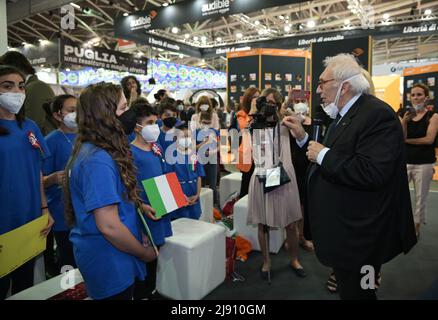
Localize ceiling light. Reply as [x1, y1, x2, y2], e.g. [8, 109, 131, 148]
[236, 32, 243, 39]
[254, 20, 260, 26]
[66, 68, 71, 72]
[425, 9, 432, 15]
[201, 36, 207, 43]
[162, 3, 168, 7]
[184, 33, 190, 39]
[179, 54, 184, 59]
[284, 25, 291, 32]
[344, 19, 350, 25]
[383, 13, 390, 20]
[70, 2, 81, 9]
[307, 20, 315, 28]
[258, 29, 264, 35]
[193, 36, 199, 41]
[171, 27, 179, 34]
[279, 15, 284, 20]
[216, 37, 222, 42]
[123, 12, 129, 17]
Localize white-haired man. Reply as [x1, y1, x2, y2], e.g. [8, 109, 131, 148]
[283, 53, 417, 300]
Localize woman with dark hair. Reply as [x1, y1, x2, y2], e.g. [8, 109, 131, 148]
[121, 76, 142, 107]
[64, 83, 157, 300]
[247, 88, 306, 280]
[42, 94, 78, 273]
[236, 87, 260, 198]
[399, 83, 438, 237]
[0, 65, 54, 299]
[153, 89, 167, 106]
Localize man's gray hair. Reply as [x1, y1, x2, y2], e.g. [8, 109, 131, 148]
[323, 53, 370, 94]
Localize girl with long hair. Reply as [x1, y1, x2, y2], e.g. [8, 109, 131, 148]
[64, 83, 156, 300]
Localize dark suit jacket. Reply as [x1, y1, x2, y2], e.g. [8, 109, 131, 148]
[307, 94, 417, 269]
[25, 75, 55, 135]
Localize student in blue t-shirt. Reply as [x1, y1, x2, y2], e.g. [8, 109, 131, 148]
[157, 98, 179, 154]
[42, 94, 78, 273]
[130, 102, 173, 300]
[196, 111, 220, 207]
[171, 122, 205, 220]
[64, 83, 156, 300]
[0, 65, 54, 300]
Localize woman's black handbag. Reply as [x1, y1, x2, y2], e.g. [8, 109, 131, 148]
[257, 124, 290, 193]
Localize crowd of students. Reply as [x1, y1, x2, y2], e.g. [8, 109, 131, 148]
[0, 51, 229, 300]
[1, 50, 436, 300]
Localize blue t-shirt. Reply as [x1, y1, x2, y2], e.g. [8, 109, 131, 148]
[158, 129, 176, 155]
[131, 143, 172, 246]
[127, 132, 136, 143]
[68, 143, 146, 300]
[0, 119, 50, 235]
[42, 130, 76, 232]
[196, 127, 220, 165]
[170, 151, 205, 220]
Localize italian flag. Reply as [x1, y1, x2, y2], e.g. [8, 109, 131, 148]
[142, 172, 188, 218]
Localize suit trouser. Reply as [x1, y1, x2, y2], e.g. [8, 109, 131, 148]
[333, 265, 381, 300]
[407, 163, 435, 224]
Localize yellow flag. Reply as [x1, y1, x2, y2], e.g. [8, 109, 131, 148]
[0, 214, 48, 278]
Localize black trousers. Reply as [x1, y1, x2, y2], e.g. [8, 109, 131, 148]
[133, 245, 161, 300]
[44, 230, 58, 277]
[54, 231, 76, 273]
[239, 163, 255, 198]
[333, 265, 382, 300]
[102, 284, 134, 300]
[0, 259, 35, 300]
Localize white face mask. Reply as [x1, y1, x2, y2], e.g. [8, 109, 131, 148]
[199, 104, 210, 112]
[321, 74, 361, 119]
[414, 104, 425, 111]
[177, 104, 184, 111]
[137, 123, 160, 143]
[0, 92, 26, 114]
[63, 112, 77, 129]
[293, 102, 309, 115]
[178, 137, 192, 149]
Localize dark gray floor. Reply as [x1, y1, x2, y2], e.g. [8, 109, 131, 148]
[205, 191, 438, 300]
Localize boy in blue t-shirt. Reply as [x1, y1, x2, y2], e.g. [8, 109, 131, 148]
[42, 94, 78, 273]
[170, 122, 205, 220]
[196, 111, 220, 207]
[157, 98, 182, 154]
[130, 102, 173, 299]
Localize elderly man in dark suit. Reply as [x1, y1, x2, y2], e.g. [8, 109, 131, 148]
[283, 53, 417, 300]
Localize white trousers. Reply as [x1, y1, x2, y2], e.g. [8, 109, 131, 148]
[407, 163, 435, 224]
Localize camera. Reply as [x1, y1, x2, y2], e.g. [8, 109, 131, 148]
[251, 96, 278, 129]
[405, 105, 417, 116]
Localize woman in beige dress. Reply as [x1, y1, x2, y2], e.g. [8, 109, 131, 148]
[247, 88, 306, 280]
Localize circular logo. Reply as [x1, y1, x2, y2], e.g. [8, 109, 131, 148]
[168, 65, 178, 78]
[179, 67, 189, 80]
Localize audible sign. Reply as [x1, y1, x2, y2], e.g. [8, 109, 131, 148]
[115, 0, 308, 32]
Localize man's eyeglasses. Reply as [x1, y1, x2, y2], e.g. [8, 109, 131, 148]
[318, 78, 335, 88]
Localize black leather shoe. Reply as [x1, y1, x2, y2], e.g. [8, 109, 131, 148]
[260, 264, 271, 281]
[290, 265, 307, 278]
[260, 269, 269, 280]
